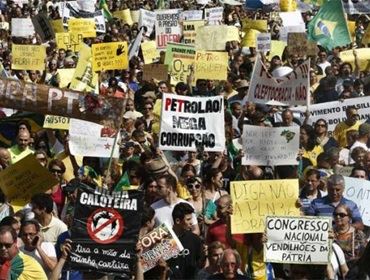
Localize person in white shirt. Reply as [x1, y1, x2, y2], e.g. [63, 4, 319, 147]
[349, 123, 370, 164]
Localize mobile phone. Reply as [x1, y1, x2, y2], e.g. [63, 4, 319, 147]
[32, 236, 39, 247]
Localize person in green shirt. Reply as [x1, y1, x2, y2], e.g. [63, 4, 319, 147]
[8, 131, 34, 164]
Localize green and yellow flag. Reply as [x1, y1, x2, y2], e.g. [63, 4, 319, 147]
[307, 0, 351, 50]
[99, 0, 113, 21]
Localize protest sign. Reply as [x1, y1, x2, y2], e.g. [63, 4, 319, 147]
[155, 9, 182, 49]
[340, 48, 370, 71]
[343, 0, 370, 14]
[256, 33, 271, 52]
[69, 119, 119, 158]
[344, 176, 370, 226]
[69, 185, 143, 277]
[92, 10, 106, 33]
[279, 11, 305, 42]
[43, 115, 70, 130]
[139, 223, 183, 272]
[180, 10, 203, 21]
[0, 154, 58, 203]
[50, 19, 65, 33]
[32, 13, 55, 41]
[159, 93, 225, 152]
[12, 45, 46, 71]
[57, 68, 75, 88]
[92, 42, 128, 72]
[194, 51, 228, 81]
[287, 32, 317, 57]
[165, 43, 195, 85]
[113, 9, 133, 25]
[77, 0, 95, 12]
[128, 28, 144, 60]
[195, 25, 239, 50]
[131, 10, 140, 23]
[0, 22, 9, 31]
[241, 29, 259, 48]
[245, 57, 309, 106]
[142, 64, 168, 82]
[70, 44, 98, 93]
[265, 216, 331, 264]
[139, 9, 156, 37]
[242, 19, 268, 32]
[11, 18, 35, 37]
[0, 77, 124, 130]
[231, 179, 300, 234]
[68, 18, 96, 38]
[241, 125, 299, 166]
[268, 40, 287, 60]
[141, 41, 160, 64]
[204, 7, 224, 25]
[183, 20, 204, 46]
[56, 32, 84, 52]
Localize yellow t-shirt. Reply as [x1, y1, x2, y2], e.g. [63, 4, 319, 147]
[10, 251, 48, 280]
[333, 120, 361, 148]
[303, 145, 324, 167]
[8, 146, 34, 164]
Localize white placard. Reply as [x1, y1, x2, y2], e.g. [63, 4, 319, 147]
[242, 125, 300, 166]
[265, 216, 331, 264]
[11, 18, 35, 37]
[139, 9, 156, 37]
[159, 93, 225, 152]
[204, 7, 223, 25]
[155, 9, 182, 49]
[256, 33, 271, 52]
[69, 119, 119, 158]
[180, 10, 203, 21]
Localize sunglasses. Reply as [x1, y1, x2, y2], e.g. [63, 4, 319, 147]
[333, 212, 348, 218]
[315, 124, 326, 127]
[187, 184, 201, 190]
[50, 169, 63, 174]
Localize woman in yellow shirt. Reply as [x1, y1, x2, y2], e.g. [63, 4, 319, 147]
[300, 124, 324, 168]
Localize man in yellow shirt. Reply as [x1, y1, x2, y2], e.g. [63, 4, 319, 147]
[333, 106, 361, 148]
[8, 131, 34, 164]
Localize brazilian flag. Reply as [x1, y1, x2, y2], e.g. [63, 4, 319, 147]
[99, 0, 113, 21]
[307, 0, 351, 50]
[114, 171, 130, 191]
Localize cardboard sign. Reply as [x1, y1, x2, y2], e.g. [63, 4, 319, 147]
[183, 20, 205, 46]
[12, 45, 46, 71]
[241, 125, 300, 166]
[11, 18, 35, 37]
[242, 19, 268, 32]
[231, 179, 300, 234]
[159, 93, 225, 152]
[287, 33, 317, 57]
[204, 7, 223, 25]
[155, 9, 182, 49]
[140, 223, 183, 272]
[50, 19, 65, 33]
[57, 68, 76, 88]
[165, 43, 195, 85]
[56, 32, 84, 52]
[92, 42, 128, 72]
[0, 78, 124, 130]
[180, 10, 203, 21]
[268, 40, 287, 60]
[0, 154, 58, 203]
[194, 51, 228, 81]
[340, 48, 370, 71]
[128, 28, 144, 60]
[139, 9, 156, 37]
[68, 18, 96, 38]
[343, 0, 370, 14]
[245, 58, 309, 106]
[32, 13, 55, 41]
[141, 41, 160, 64]
[256, 33, 271, 52]
[142, 64, 168, 82]
[43, 115, 70, 130]
[195, 25, 239, 50]
[69, 185, 143, 277]
[113, 9, 133, 25]
[241, 29, 260, 48]
[344, 176, 370, 226]
[265, 216, 331, 264]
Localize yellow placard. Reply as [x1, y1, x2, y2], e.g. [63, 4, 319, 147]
[194, 51, 228, 81]
[231, 179, 300, 234]
[183, 20, 205, 45]
[113, 9, 133, 25]
[347, 21, 356, 41]
[242, 19, 267, 32]
[43, 115, 70, 130]
[57, 68, 75, 88]
[340, 48, 370, 71]
[50, 19, 64, 33]
[241, 29, 260, 48]
[0, 22, 9, 30]
[268, 40, 287, 60]
[131, 10, 140, 23]
[141, 41, 160, 64]
[362, 25, 370, 46]
[68, 18, 96, 38]
[92, 42, 128, 72]
[12, 44, 46, 71]
[0, 154, 58, 204]
[280, 0, 297, 11]
[56, 32, 84, 52]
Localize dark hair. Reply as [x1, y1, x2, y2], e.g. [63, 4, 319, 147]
[20, 219, 40, 233]
[31, 193, 54, 213]
[0, 226, 17, 242]
[314, 118, 328, 129]
[48, 159, 66, 173]
[345, 105, 357, 114]
[300, 124, 316, 151]
[17, 120, 31, 133]
[0, 216, 18, 228]
[141, 207, 155, 227]
[172, 202, 194, 223]
[204, 168, 221, 185]
[305, 168, 321, 180]
[350, 166, 368, 177]
[181, 164, 196, 177]
[156, 174, 177, 192]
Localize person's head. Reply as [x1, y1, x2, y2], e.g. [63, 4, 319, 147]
[17, 130, 31, 151]
[180, 164, 196, 182]
[0, 148, 10, 169]
[366, 151, 370, 172]
[345, 106, 359, 126]
[304, 169, 321, 192]
[17, 120, 31, 134]
[231, 102, 242, 118]
[220, 249, 241, 279]
[141, 206, 155, 231]
[142, 101, 154, 117]
[300, 124, 316, 150]
[48, 159, 66, 181]
[351, 146, 367, 167]
[340, 62, 352, 76]
[0, 226, 18, 261]
[354, 79, 364, 95]
[208, 241, 225, 268]
[31, 193, 54, 219]
[350, 166, 368, 179]
[0, 216, 20, 234]
[333, 204, 352, 228]
[318, 50, 327, 62]
[326, 147, 340, 168]
[172, 202, 194, 231]
[34, 150, 48, 167]
[158, 81, 168, 93]
[327, 174, 345, 203]
[216, 194, 233, 219]
[358, 123, 370, 139]
[205, 168, 224, 189]
[156, 174, 177, 198]
[125, 98, 135, 112]
[186, 176, 203, 199]
[143, 176, 158, 201]
[19, 220, 40, 249]
[314, 119, 328, 136]
[346, 129, 359, 148]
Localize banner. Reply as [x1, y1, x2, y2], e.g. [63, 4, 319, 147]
[195, 25, 239, 50]
[68, 18, 96, 38]
[57, 68, 76, 88]
[0, 154, 58, 203]
[141, 41, 160, 64]
[268, 40, 287, 60]
[180, 10, 203, 21]
[165, 43, 195, 85]
[12, 45, 46, 71]
[155, 9, 181, 49]
[128, 28, 144, 60]
[194, 51, 228, 81]
[142, 64, 168, 82]
[56, 32, 84, 52]
[92, 42, 128, 72]
[231, 179, 300, 234]
[32, 13, 55, 41]
[340, 48, 370, 71]
[264, 216, 331, 264]
[113, 9, 133, 25]
[241, 125, 300, 166]
[245, 57, 309, 106]
[139, 223, 183, 272]
[69, 185, 143, 277]
[256, 33, 271, 52]
[43, 115, 70, 130]
[0, 78, 124, 130]
[343, 0, 370, 14]
[159, 93, 225, 152]
[139, 9, 156, 37]
[69, 119, 119, 158]
[204, 7, 223, 25]
[344, 176, 370, 226]
[183, 20, 204, 46]
[287, 32, 317, 57]
[11, 18, 35, 37]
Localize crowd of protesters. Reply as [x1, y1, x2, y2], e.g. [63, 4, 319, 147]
[0, 0, 369, 279]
